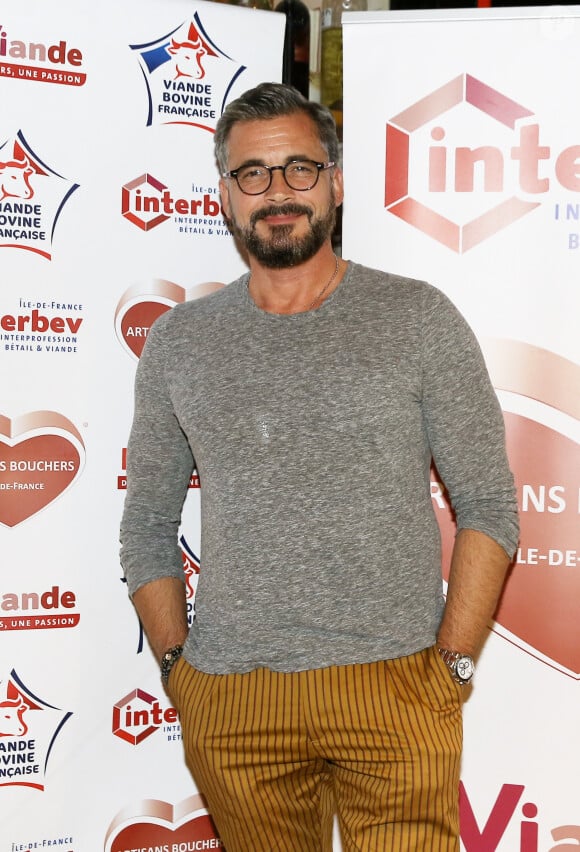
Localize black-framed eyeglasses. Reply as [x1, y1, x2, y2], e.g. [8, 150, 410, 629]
[223, 159, 335, 195]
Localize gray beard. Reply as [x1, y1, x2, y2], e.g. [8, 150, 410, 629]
[230, 200, 337, 269]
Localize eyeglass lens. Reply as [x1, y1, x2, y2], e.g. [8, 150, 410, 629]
[236, 161, 322, 194]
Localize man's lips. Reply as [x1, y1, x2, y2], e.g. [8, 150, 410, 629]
[263, 212, 302, 225]
[251, 204, 312, 227]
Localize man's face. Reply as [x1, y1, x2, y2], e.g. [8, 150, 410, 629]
[219, 112, 344, 268]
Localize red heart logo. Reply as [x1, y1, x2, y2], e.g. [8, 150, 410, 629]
[0, 412, 85, 528]
[115, 280, 224, 360]
[433, 411, 580, 679]
[105, 795, 224, 851]
[120, 300, 175, 359]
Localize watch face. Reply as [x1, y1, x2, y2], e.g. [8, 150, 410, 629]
[456, 655, 475, 682]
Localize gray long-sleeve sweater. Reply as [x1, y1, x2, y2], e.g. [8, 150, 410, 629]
[120, 261, 519, 674]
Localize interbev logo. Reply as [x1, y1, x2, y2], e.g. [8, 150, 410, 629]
[121, 174, 227, 235]
[385, 74, 580, 252]
[112, 688, 179, 745]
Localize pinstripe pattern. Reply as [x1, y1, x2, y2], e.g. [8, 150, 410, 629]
[169, 646, 462, 851]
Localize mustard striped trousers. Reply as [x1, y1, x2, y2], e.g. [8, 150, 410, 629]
[168, 646, 463, 851]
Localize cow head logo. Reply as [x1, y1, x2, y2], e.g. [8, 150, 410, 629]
[180, 534, 200, 622]
[0, 694, 28, 737]
[0, 132, 78, 259]
[0, 671, 72, 790]
[130, 13, 246, 131]
[168, 24, 214, 80]
[0, 156, 34, 201]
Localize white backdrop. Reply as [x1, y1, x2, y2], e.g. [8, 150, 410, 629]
[343, 7, 579, 851]
[0, 1, 283, 849]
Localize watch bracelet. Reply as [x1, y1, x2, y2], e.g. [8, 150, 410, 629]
[160, 644, 184, 685]
[437, 646, 474, 684]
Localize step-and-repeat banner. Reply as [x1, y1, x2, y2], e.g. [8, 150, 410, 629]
[0, 1, 283, 849]
[343, 7, 579, 851]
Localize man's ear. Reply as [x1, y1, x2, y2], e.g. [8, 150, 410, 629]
[332, 166, 344, 208]
[219, 177, 231, 221]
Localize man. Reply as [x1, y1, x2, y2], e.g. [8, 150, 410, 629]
[120, 82, 519, 851]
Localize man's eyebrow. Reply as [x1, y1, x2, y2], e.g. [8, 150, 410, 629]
[231, 158, 267, 170]
[232, 155, 316, 170]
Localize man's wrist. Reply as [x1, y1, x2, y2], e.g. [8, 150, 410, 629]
[437, 646, 475, 685]
[160, 644, 184, 685]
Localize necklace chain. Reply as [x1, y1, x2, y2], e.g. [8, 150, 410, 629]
[247, 255, 341, 313]
[307, 254, 340, 311]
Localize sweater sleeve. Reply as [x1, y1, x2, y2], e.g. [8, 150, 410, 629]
[420, 286, 519, 558]
[120, 315, 195, 597]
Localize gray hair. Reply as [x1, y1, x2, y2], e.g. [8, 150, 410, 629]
[214, 82, 339, 174]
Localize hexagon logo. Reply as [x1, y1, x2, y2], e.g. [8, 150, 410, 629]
[385, 74, 542, 253]
[113, 688, 161, 745]
[122, 173, 169, 231]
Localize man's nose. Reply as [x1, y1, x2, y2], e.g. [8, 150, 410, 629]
[266, 166, 292, 198]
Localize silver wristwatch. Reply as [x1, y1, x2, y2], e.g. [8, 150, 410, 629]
[438, 647, 475, 685]
[160, 644, 183, 685]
